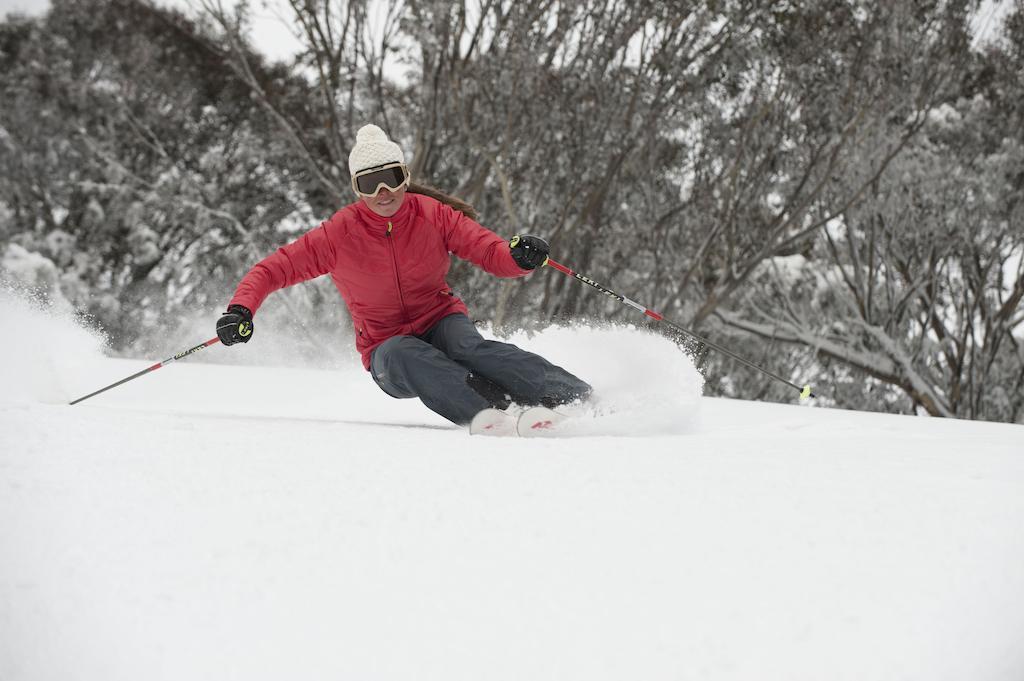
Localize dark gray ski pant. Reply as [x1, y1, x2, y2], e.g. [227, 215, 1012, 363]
[370, 313, 591, 425]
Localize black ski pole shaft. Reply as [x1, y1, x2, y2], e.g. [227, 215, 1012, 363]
[69, 337, 221, 405]
[545, 258, 815, 399]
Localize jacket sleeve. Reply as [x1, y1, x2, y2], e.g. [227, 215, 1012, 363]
[228, 215, 342, 314]
[434, 199, 531, 278]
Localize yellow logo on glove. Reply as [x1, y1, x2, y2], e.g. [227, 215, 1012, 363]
[238, 321, 252, 337]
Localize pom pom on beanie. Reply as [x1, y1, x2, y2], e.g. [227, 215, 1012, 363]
[348, 124, 405, 175]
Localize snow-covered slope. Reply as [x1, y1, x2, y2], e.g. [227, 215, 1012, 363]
[2, 291, 1023, 681]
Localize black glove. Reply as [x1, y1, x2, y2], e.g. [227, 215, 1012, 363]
[509, 234, 549, 270]
[216, 304, 254, 345]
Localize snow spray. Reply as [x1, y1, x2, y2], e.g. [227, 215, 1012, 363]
[499, 323, 704, 436]
[0, 285, 108, 406]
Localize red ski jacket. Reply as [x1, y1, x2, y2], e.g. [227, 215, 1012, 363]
[229, 193, 531, 369]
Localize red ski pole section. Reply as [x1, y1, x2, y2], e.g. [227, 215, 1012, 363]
[545, 259, 574, 276]
[157, 336, 220, 367]
[548, 259, 664, 319]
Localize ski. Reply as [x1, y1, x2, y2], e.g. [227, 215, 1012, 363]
[516, 406, 569, 437]
[469, 408, 517, 436]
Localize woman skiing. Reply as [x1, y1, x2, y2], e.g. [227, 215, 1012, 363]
[216, 124, 591, 428]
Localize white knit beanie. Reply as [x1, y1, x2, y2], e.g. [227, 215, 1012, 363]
[348, 124, 405, 175]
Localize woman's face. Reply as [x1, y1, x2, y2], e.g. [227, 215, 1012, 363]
[361, 184, 407, 218]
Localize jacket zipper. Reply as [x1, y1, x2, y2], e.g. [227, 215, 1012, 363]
[385, 221, 411, 324]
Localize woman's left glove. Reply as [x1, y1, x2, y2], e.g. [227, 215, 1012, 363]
[216, 304, 254, 345]
[509, 234, 549, 270]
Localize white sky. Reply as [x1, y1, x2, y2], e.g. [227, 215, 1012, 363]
[0, 0, 305, 62]
[0, 0, 47, 14]
[4, 0, 1017, 61]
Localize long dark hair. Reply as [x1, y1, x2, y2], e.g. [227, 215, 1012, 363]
[407, 181, 479, 222]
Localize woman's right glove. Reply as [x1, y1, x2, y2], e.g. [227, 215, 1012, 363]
[216, 304, 254, 345]
[509, 234, 549, 270]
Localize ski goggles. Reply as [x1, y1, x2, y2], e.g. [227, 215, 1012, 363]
[351, 162, 410, 198]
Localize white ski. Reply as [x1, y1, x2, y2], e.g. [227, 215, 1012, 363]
[516, 406, 569, 437]
[469, 408, 517, 436]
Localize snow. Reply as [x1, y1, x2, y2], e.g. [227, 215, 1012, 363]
[1, 245, 71, 313]
[2, 290, 1024, 681]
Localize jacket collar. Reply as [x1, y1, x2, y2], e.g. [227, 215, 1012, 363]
[353, 195, 416, 233]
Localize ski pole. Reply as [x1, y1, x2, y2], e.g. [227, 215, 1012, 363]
[545, 258, 815, 399]
[69, 337, 221, 405]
